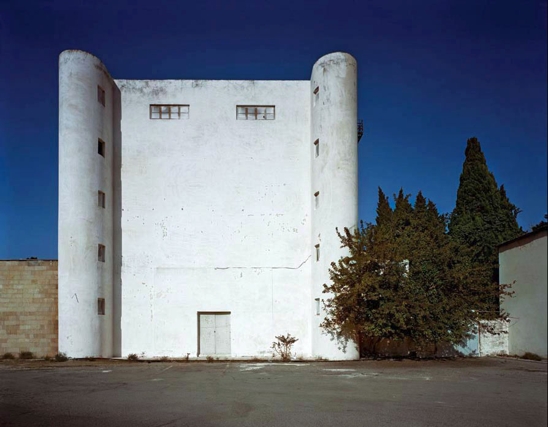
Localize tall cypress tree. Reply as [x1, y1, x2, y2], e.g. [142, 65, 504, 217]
[449, 137, 522, 312]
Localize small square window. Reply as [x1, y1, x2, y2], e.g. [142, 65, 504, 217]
[314, 191, 320, 210]
[98, 139, 105, 157]
[314, 139, 319, 158]
[315, 244, 320, 261]
[97, 86, 105, 106]
[97, 298, 105, 315]
[98, 244, 106, 262]
[98, 191, 106, 208]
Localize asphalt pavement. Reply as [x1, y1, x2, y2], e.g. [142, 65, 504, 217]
[0, 357, 546, 427]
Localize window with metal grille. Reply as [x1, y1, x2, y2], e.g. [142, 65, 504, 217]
[236, 106, 275, 120]
[150, 104, 189, 119]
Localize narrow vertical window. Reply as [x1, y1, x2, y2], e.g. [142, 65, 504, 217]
[97, 298, 105, 315]
[315, 244, 320, 261]
[314, 139, 319, 158]
[315, 298, 320, 315]
[314, 191, 320, 210]
[97, 86, 105, 106]
[313, 86, 319, 107]
[98, 139, 105, 157]
[98, 191, 106, 208]
[98, 244, 106, 262]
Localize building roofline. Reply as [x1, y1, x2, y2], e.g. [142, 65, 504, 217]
[498, 224, 548, 251]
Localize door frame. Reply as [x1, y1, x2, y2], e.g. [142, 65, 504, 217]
[197, 311, 231, 357]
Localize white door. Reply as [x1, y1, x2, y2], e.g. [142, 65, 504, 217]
[199, 313, 231, 356]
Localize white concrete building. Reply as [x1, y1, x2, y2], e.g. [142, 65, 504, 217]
[500, 226, 548, 358]
[58, 50, 361, 360]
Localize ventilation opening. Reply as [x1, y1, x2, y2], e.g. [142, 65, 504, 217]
[97, 298, 105, 315]
[314, 139, 319, 158]
[98, 139, 105, 157]
[314, 191, 320, 210]
[315, 244, 320, 261]
[313, 86, 319, 107]
[98, 191, 106, 208]
[315, 298, 320, 316]
[97, 86, 105, 106]
[98, 244, 106, 262]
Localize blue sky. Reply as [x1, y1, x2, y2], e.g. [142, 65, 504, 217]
[0, 0, 546, 259]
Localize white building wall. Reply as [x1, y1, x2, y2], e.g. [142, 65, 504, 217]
[500, 231, 548, 358]
[116, 79, 313, 358]
[310, 53, 360, 360]
[58, 50, 117, 357]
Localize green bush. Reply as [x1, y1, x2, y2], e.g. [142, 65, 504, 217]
[2, 352, 15, 360]
[127, 353, 139, 361]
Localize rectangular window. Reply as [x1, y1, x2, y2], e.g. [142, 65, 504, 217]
[313, 86, 319, 107]
[315, 298, 321, 316]
[98, 139, 105, 157]
[314, 191, 320, 210]
[97, 298, 105, 315]
[98, 191, 106, 208]
[97, 86, 105, 106]
[314, 139, 319, 158]
[315, 244, 320, 261]
[150, 104, 189, 120]
[236, 106, 275, 120]
[98, 244, 106, 262]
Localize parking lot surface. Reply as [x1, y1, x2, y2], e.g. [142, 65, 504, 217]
[0, 357, 546, 427]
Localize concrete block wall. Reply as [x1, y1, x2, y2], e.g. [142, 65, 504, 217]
[0, 260, 58, 356]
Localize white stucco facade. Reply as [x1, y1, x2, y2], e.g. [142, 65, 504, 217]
[500, 228, 548, 358]
[58, 50, 360, 359]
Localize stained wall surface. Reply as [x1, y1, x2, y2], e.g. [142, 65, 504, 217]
[116, 79, 314, 358]
[0, 260, 58, 356]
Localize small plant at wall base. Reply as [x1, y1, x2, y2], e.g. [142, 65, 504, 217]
[2, 353, 15, 360]
[127, 353, 139, 361]
[19, 351, 34, 360]
[522, 352, 542, 361]
[271, 334, 299, 362]
[54, 352, 69, 362]
[206, 356, 214, 363]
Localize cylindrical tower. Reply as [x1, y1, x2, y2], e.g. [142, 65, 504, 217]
[310, 52, 359, 360]
[58, 50, 115, 357]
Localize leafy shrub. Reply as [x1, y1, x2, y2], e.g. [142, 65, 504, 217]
[159, 356, 170, 361]
[44, 355, 52, 361]
[19, 351, 34, 360]
[271, 333, 298, 362]
[127, 353, 139, 361]
[2, 352, 15, 360]
[206, 356, 214, 363]
[522, 352, 542, 361]
[54, 352, 69, 362]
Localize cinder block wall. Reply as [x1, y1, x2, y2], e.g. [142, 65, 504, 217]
[0, 260, 58, 356]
